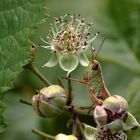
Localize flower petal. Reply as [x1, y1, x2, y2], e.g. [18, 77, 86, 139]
[78, 52, 89, 67]
[43, 53, 58, 67]
[59, 54, 78, 75]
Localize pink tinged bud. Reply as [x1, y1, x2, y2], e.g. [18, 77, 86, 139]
[102, 95, 128, 114]
[94, 105, 108, 126]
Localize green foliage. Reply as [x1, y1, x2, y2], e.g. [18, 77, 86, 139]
[0, 0, 47, 132]
[127, 78, 140, 140]
[0, 101, 7, 132]
[0, 0, 47, 94]
[94, 0, 140, 74]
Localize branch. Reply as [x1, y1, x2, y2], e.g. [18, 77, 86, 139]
[20, 99, 32, 106]
[24, 63, 51, 86]
[66, 74, 73, 106]
[32, 129, 55, 140]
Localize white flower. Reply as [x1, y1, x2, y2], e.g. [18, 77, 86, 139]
[41, 14, 99, 75]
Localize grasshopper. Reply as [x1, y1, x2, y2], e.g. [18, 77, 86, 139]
[64, 39, 111, 105]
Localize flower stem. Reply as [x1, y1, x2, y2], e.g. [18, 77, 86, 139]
[20, 99, 32, 106]
[24, 63, 51, 86]
[32, 129, 55, 139]
[66, 74, 73, 106]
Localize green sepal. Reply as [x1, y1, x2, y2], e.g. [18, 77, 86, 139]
[78, 52, 89, 67]
[43, 53, 58, 67]
[106, 119, 123, 132]
[83, 124, 96, 140]
[122, 112, 140, 131]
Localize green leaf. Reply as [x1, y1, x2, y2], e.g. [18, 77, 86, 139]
[0, 92, 39, 140]
[127, 78, 140, 119]
[93, 0, 140, 74]
[0, 101, 7, 132]
[0, 0, 47, 94]
[127, 78, 140, 140]
[0, 0, 47, 132]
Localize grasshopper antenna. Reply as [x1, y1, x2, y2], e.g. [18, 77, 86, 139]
[94, 38, 106, 60]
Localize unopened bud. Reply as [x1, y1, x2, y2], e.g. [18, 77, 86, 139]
[32, 85, 67, 118]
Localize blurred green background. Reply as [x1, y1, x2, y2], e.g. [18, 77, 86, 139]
[1, 0, 140, 139]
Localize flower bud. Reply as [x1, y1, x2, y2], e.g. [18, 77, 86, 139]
[102, 95, 128, 114]
[55, 133, 78, 140]
[94, 105, 108, 126]
[32, 85, 67, 118]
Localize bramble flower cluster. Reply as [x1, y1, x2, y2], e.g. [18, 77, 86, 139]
[25, 15, 140, 140]
[41, 14, 99, 75]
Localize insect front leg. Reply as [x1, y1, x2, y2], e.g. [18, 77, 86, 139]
[62, 76, 88, 85]
[88, 86, 102, 105]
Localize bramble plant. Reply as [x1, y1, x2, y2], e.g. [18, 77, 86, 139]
[1, 0, 140, 139]
[21, 15, 139, 140]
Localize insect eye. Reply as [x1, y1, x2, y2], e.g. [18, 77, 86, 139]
[92, 62, 99, 70]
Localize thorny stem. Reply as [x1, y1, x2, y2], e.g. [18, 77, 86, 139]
[32, 129, 55, 140]
[24, 63, 51, 86]
[66, 74, 73, 106]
